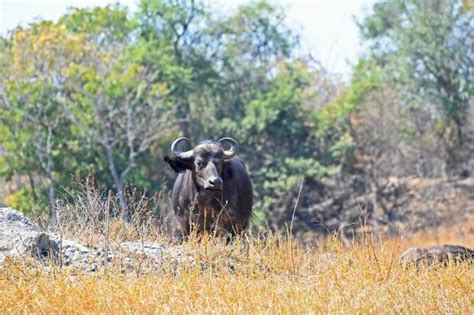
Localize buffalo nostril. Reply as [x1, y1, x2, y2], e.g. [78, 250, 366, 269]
[209, 177, 223, 187]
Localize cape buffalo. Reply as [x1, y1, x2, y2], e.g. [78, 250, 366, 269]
[164, 137, 253, 238]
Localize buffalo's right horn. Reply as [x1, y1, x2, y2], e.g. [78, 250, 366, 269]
[171, 137, 194, 159]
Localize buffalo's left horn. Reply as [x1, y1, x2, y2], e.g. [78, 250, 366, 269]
[218, 137, 239, 160]
[171, 137, 194, 159]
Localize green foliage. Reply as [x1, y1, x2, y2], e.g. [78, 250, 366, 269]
[358, 0, 473, 171]
[0, 21, 91, 215]
[61, 4, 133, 39]
[7, 0, 459, 230]
[4, 188, 46, 215]
[0, 0, 361, 226]
[316, 60, 381, 135]
[313, 59, 383, 167]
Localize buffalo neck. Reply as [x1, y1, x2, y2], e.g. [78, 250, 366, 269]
[196, 189, 223, 206]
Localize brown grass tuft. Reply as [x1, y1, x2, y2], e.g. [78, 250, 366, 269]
[1, 220, 473, 313]
[1, 183, 473, 313]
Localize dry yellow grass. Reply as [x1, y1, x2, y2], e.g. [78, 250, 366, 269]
[1, 218, 473, 314]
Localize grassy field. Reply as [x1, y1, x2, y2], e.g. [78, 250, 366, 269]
[1, 216, 473, 314]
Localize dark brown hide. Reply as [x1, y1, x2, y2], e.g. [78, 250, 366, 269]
[164, 141, 253, 238]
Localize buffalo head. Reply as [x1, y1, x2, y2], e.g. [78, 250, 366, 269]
[164, 137, 239, 191]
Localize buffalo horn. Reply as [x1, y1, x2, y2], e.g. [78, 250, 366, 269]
[171, 137, 194, 159]
[218, 137, 239, 160]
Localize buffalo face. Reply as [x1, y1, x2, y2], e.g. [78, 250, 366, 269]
[164, 137, 238, 192]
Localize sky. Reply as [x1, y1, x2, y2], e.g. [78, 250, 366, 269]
[0, 0, 375, 79]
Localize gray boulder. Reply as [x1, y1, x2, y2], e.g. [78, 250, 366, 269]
[0, 207, 58, 261]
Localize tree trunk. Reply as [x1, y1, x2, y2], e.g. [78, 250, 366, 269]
[27, 172, 38, 202]
[444, 118, 466, 177]
[104, 145, 130, 223]
[46, 126, 58, 223]
[49, 180, 57, 222]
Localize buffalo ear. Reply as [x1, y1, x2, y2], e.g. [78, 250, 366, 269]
[164, 156, 193, 173]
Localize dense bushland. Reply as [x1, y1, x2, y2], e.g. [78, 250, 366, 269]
[0, 0, 472, 235]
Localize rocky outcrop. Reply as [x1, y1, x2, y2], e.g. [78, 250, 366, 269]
[0, 207, 190, 272]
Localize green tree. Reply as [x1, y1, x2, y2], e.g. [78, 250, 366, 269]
[0, 22, 90, 218]
[0, 6, 176, 219]
[61, 5, 176, 221]
[358, 0, 474, 174]
[0, 0, 342, 232]
[134, 0, 336, 227]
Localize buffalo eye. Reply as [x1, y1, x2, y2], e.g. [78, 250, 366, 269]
[195, 160, 205, 169]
